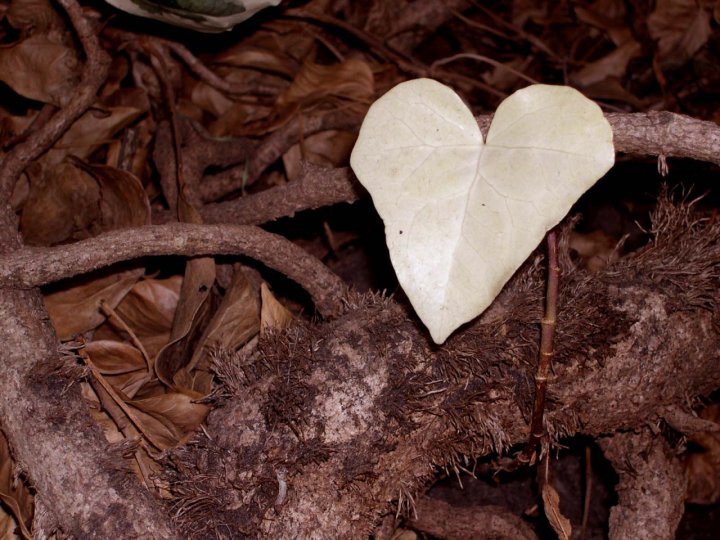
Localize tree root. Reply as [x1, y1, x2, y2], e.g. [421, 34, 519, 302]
[408, 498, 538, 540]
[0, 0, 177, 536]
[165, 198, 720, 538]
[599, 430, 686, 540]
[0, 223, 347, 317]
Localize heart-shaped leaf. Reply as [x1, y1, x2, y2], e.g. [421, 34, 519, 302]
[350, 79, 614, 344]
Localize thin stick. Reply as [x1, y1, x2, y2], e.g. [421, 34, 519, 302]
[520, 230, 559, 464]
[430, 53, 541, 86]
[579, 444, 593, 540]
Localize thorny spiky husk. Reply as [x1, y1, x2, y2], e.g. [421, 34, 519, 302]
[164, 193, 720, 538]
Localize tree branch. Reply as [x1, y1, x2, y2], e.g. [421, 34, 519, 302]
[170, 110, 720, 228]
[198, 110, 361, 203]
[193, 164, 361, 225]
[0, 223, 347, 317]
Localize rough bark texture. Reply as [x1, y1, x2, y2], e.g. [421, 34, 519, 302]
[0, 1, 718, 537]
[0, 264, 176, 539]
[0, 223, 347, 317]
[166, 111, 720, 229]
[166, 200, 720, 538]
[0, 0, 177, 536]
[600, 431, 686, 540]
[409, 498, 538, 540]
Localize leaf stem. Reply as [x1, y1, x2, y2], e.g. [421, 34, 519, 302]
[520, 230, 559, 464]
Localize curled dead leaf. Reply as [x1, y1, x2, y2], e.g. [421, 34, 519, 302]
[260, 282, 294, 334]
[541, 482, 572, 540]
[95, 276, 182, 359]
[0, 431, 32, 539]
[648, 0, 712, 69]
[0, 34, 79, 106]
[20, 161, 100, 246]
[179, 266, 260, 393]
[72, 160, 152, 231]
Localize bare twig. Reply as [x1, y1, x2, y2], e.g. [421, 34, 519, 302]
[199, 110, 360, 202]
[606, 111, 720, 166]
[154, 164, 360, 225]
[520, 230, 559, 464]
[165, 41, 284, 97]
[0, 223, 347, 317]
[283, 9, 504, 98]
[205, 164, 360, 224]
[103, 28, 286, 97]
[430, 53, 541, 85]
[1, 104, 58, 151]
[195, 111, 720, 222]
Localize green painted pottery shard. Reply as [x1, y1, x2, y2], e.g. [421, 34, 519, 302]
[103, 0, 281, 32]
[350, 79, 614, 344]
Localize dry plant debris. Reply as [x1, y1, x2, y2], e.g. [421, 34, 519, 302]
[0, 0, 719, 538]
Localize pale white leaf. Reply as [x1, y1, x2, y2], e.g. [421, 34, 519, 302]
[351, 79, 614, 344]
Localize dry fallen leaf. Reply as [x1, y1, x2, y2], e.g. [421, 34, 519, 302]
[44, 268, 144, 340]
[155, 187, 216, 388]
[282, 130, 357, 181]
[37, 161, 150, 338]
[0, 431, 32, 539]
[85, 340, 151, 399]
[42, 104, 146, 166]
[541, 482, 572, 540]
[0, 34, 79, 106]
[4, 0, 66, 34]
[648, 0, 712, 69]
[275, 56, 375, 113]
[260, 282, 294, 334]
[21, 161, 100, 246]
[570, 39, 642, 88]
[177, 266, 260, 393]
[95, 276, 182, 359]
[126, 390, 210, 449]
[72, 161, 152, 233]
